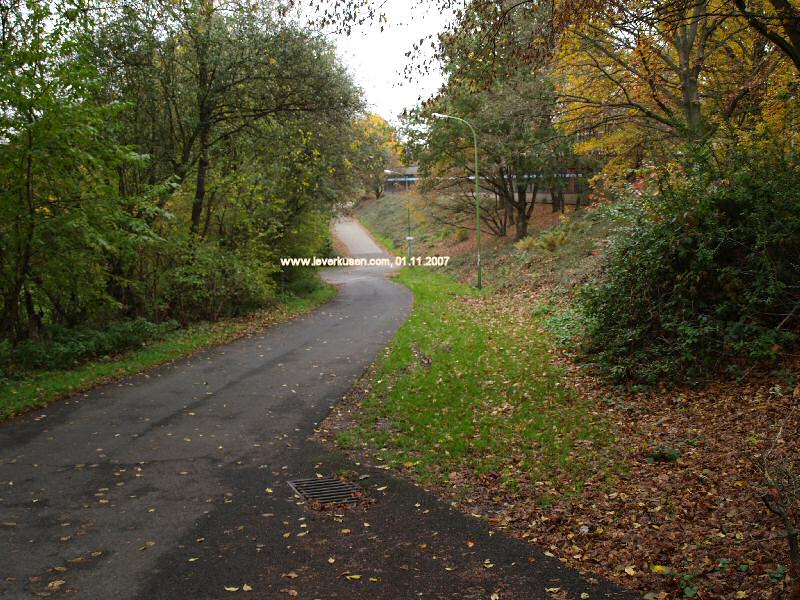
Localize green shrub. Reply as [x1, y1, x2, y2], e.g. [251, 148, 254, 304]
[162, 242, 276, 323]
[544, 306, 590, 349]
[515, 235, 539, 251]
[648, 446, 680, 463]
[539, 229, 569, 251]
[281, 268, 325, 299]
[515, 218, 584, 253]
[0, 318, 179, 374]
[580, 150, 800, 383]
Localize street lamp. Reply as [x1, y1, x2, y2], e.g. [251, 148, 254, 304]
[431, 112, 482, 289]
[406, 195, 413, 267]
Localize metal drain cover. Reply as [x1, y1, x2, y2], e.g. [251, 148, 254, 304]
[288, 477, 360, 505]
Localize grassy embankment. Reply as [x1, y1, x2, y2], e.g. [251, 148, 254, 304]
[341, 193, 619, 500]
[336, 266, 618, 502]
[0, 282, 335, 420]
[356, 191, 613, 291]
[332, 192, 798, 598]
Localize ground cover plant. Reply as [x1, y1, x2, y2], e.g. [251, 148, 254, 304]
[318, 195, 799, 597]
[331, 267, 619, 505]
[579, 150, 800, 384]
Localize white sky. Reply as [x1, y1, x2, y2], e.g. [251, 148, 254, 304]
[299, 1, 459, 125]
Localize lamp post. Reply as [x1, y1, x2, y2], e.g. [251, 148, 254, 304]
[431, 112, 481, 289]
[406, 194, 413, 267]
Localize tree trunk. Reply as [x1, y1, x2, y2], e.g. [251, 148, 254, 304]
[201, 189, 216, 239]
[551, 186, 561, 212]
[23, 287, 42, 341]
[191, 139, 209, 234]
[525, 182, 538, 221]
[674, 8, 706, 141]
[682, 67, 704, 138]
[190, 4, 212, 235]
[515, 185, 528, 240]
[4, 114, 37, 342]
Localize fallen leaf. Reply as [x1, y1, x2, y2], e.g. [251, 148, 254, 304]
[650, 565, 670, 575]
[328, 557, 336, 564]
[545, 588, 561, 594]
[243, 584, 252, 592]
[285, 572, 298, 579]
[47, 580, 66, 592]
[466, 540, 475, 548]
[624, 566, 636, 576]
[224, 586, 240, 592]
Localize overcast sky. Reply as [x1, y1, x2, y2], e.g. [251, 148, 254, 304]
[299, 1, 458, 125]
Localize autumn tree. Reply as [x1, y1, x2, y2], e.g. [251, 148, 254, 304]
[406, 0, 586, 239]
[350, 114, 402, 199]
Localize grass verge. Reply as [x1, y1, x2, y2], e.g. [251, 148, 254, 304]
[353, 214, 399, 255]
[357, 192, 449, 258]
[325, 198, 799, 597]
[0, 282, 336, 420]
[336, 268, 617, 501]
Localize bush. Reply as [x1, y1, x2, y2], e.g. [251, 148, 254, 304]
[281, 268, 325, 299]
[162, 242, 276, 323]
[515, 217, 586, 253]
[0, 318, 179, 374]
[580, 150, 800, 383]
[453, 227, 469, 242]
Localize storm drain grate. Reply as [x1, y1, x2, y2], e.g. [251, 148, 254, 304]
[288, 477, 360, 505]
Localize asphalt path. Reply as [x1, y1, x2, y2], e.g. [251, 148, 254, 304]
[0, 219, 634, 599]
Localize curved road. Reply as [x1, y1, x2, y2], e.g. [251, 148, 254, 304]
[0, 219, 632, 599]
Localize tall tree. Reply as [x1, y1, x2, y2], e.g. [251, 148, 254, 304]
[102, 0, 361, 234]
[0, 1, 147, 340]
[351, 114, 402, 199]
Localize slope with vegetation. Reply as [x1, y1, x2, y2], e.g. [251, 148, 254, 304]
[321, 187, 800, 598]
[374, 2, 800, 593]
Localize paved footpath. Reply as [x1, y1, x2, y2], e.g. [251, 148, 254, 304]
[0, 219, 635, 599]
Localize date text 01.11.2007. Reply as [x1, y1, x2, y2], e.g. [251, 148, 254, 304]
[395, 256, 451, 267]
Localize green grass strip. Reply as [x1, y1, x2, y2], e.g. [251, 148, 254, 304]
[339, 268, 617, 501]
[0, 284, 336, 420]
